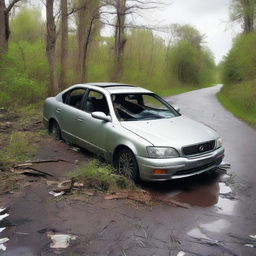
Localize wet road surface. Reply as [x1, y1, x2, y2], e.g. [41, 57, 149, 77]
[1, 84, 256, 255]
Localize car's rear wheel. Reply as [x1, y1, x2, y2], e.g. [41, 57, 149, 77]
[50, 121, 62, 141]
[116, 148, 140, 182]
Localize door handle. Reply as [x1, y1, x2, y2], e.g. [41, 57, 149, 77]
[77, 116, 83, 122]
[56, 107, 61, 113]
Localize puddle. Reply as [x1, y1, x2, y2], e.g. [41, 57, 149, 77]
[216, 197, 237, 215]
[219, 183, 232, 194]
[187, 227, 211, 240]
[200, 219, 230, 233]
[48, 233, 77, 249]
[142, 169, 235, 210]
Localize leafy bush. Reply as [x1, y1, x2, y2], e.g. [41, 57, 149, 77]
[222, 33, 256, 84]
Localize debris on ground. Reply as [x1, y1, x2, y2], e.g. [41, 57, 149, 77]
[47, 233, 77, 249]
[0, 237, 9, 251]
[0, 213, 9, 221]
[244, 244, 255, 248]
[105, 190, 190, 208]
[177, 251, 186, 256]
[13, 166, 53, 177]
[53, 178, 75, 193]
[49, 191, 65, 197]
[249, 234, 256, 239]
[70, 147, 80, 152]
[0, 227, 6, 233]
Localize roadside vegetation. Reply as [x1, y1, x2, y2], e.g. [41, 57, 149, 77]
[218, 0, 256, 127]
[68, 160, 136, 192]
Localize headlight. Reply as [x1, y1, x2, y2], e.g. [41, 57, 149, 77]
[147, 147, 179, 158]
[216, 138, 222, 148]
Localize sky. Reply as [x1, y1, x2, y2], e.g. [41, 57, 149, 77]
[131, 0, 241, 64]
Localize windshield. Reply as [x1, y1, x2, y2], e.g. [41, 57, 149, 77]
[111, 93, 180, 121]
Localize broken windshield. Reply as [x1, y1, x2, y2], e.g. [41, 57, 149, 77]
[111, 93, 180, 121]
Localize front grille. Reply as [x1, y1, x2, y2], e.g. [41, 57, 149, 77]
[182, 140, 215, 156]
[175, 157, 222, 176]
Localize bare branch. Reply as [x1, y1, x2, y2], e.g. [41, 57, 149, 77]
[6, 0, 22, 13]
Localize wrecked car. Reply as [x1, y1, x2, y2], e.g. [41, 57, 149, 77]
[43, 83, 224, 181]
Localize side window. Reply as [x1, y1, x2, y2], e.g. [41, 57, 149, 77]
[83, 90, 109, 115]
[64, 89, 87, 109]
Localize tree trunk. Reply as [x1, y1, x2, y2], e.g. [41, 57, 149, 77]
[60, 0, 68, 90]
[46, 0, 59, 96]
[111, 0, 127, 82]
[242, 0, 255, 33]
[0, 0, 9, 56]
[77, 0, 99, 83]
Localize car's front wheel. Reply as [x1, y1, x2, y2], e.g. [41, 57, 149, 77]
[49, 120, 62, 141]
[116, 148, 140, 182]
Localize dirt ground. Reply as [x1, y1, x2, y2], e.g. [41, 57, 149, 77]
[1, 85, 256, 256]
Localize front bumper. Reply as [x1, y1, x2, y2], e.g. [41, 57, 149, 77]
[137, 147, 225, 181]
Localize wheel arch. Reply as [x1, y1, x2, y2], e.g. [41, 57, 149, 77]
[112, 144, 137, 167]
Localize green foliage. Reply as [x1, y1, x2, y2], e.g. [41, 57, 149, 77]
[0, 132, 38, 169]
[218, 80, 256, 127]
[222, 33, 256, 84]
[167, 25, 215, 86]
[68, 160, 135, 192]
[10, 8, 45, 43]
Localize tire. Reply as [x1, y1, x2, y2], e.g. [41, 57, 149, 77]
[50, 121, 62, 141]
[116, 148, 140, 182]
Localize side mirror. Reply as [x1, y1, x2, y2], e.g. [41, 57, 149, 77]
[91, 111, 111, 122]
[172, 105, 180, 113]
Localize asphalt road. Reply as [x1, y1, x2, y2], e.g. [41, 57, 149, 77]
[1, 84, 256, 256]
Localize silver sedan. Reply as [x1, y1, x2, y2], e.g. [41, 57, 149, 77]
[43, 83, 224, 181]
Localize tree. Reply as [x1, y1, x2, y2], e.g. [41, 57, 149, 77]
[76, 0, 100, 83]
[60, 0, 68, 90]
[230, 0, 256, 33]
[0, 0, 22, 56]
[46, 0, 59, 96]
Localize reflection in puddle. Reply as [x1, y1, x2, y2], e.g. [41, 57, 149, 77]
[187, 227, 211, 240]
[219, 183, 232, 194]
[200, 219, 230, 233]
[143, 169, 235, 210]
[216, 197, 237, 215]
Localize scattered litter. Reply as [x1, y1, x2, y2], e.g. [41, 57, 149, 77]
[0, 227, 6, 233]
[74, 182, 84, 188]
[0, 237, 9, 251]
[177, 251, 186, 256]
[14, 167, 54, 177]
[48, 233, 77, 249]
[70, 147, 80, 152]
[53, 179, 75, 193]
[0, 208, 7, 214]
[244, 244, 255, 248]
[25, 159, 68, 164]
[46, 180, 59, 186]
[49, 191, 65, 197]
[0, 213, 9, 221]
[249, 235, 256, 239]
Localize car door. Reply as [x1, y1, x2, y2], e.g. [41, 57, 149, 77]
[75, 90, 112, 157]
[57, 88, 87, 144]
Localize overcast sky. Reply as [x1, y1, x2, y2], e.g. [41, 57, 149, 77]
[132, 0, 241, 64]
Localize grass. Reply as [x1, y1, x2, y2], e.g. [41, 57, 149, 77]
[0, 132, 38, 169]
[217, 81, 256, 128]
[67, 159, 136, 192]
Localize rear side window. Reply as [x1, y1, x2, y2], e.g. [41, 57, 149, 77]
[64, 89, 87, 109]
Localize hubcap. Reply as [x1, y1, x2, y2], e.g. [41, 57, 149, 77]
[118, 152, 134, 178]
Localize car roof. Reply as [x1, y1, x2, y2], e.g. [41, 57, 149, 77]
[70, 82, 152, 94]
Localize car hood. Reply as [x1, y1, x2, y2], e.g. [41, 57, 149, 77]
[121, 116, 218, 148]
